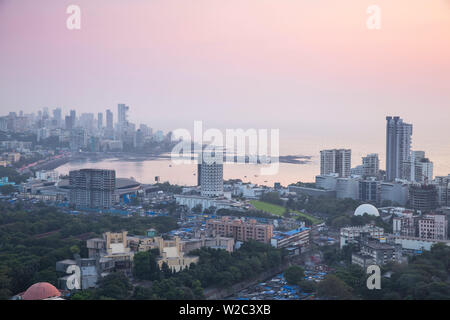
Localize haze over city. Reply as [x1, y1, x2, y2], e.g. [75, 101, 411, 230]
[1, 0, 450, 306]
[1, 0, 450, 175]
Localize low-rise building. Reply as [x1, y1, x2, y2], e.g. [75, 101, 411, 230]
[270, 227, 310, 250]
[206, 216, 273, 243]
[340, 225, 384, 249]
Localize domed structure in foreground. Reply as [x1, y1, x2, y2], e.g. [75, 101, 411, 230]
[21, 282, 61, 300]
[354, 204, 380, 217]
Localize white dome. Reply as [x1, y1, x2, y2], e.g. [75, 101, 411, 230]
[354, 204, 379, 217]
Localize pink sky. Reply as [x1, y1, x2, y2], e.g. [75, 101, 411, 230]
[1, 0, 449, 173]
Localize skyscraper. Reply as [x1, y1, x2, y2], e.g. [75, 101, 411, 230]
[386, 116, 413, 181]
[362, 153, 379, 177]
[69, 169, 116, 209]
[105, 109, 114, 139]
[402, 151, 433, 183]
[70, 109, 76, 125]
[117, 104, 129, 129]
[97, 112, 103, 130]
[106, 109, 113, 130]
[320, 149, 351, 178]
[200, 157, 223, 198]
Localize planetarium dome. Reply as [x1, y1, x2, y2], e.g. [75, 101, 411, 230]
[354, 204, 380, 217]
[21, 282, 61, 300]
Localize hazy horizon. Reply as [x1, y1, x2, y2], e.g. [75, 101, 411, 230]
[1, 0, 449, 175]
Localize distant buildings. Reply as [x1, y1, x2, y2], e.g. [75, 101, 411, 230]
[402, 151, 433, 183]
[69, 169, 116, 209]
[386, 116, 413, 181]
[362, 153, 380, 177]
[35, 170, 59, 183]
[320, 149, 351, 178]
[117, 103, 129, 130]
[70, 127, 87, 151]
[409, 184, 438, 212]
[434, 175, 450, 207]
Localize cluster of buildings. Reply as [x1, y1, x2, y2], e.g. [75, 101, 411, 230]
[289, 116, 450, 214]
[339, 205, 450, 269]
[0, 106, 169, 153]
[55, 229, 233, 291]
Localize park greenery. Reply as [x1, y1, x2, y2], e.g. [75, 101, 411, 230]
[0, 166, 30, 184]
[0, 203, 177, 299]
[69, 241, 286, 300]
[316, 243, 450, 300]
[251, 195, 322, 225]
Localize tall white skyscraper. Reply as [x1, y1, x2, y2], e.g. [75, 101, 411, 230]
[386, 116, 413, 181]
[200, 156, 224, 198]
[320, 149, 351, 178]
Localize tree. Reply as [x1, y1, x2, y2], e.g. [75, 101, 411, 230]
[0, 185, 15, 195]
[299, 280, 317, 293]
[96, 272, 132, 300]
[192, 204, 203, 214]
[133, 250, 161, 281]
[317, 275, 354, 300]
[284, 266, 305, 285]
[260, 192, 283, 205]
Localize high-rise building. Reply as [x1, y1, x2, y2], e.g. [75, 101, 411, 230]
[197, 163, 202, 186]
[117, 104, 129, 129]
[105, 109, 114, 139]
[52, 108, 62, 126]
[134, 129, 144, 148]
[200, 156, 223, 197]
[106, 109, 113, 130]
[359, 177, 381, 204]
[362, 153, 379, 177]
[69, 169, 116, 209]
[336, 176, 360, 200]
[65, 115, 73, 130]
[434, 175, 450, 207]
[70, 110, 76, 126]
[70, 127, 87, 151]
[320, 149, 351, 178]
[402, 151, 433, 183]
[97, 112, 103, 130]
[386, 116, 413, 181]
[409, 184, 438, 213]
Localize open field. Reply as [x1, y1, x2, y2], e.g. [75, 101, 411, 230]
[249, 200, 322, 225]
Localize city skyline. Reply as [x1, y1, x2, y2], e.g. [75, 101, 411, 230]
[0, 0, 449, 174]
